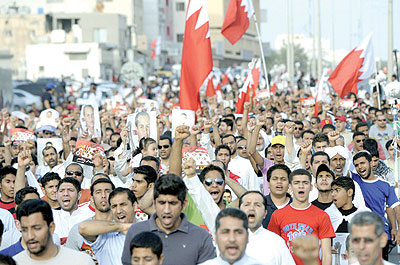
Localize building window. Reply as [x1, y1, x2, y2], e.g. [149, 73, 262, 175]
[5, 30, 12, 37]
[93, 28, 107, 43]
[166, 0, 169, 6]
[176, 2, 185, 11]
[177, 34, 184, 43]
[30, 30, 36, 38]
[166, 26, 170, 36]
[69, 53, 87, 60]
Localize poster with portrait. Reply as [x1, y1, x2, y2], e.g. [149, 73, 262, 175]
[332, 233, 350, 265]
[126, 111, 157, 149]
[80, 103, 101, 139]
[36, 109, 59, 129]
[171, 109, 195, 138]
[37, 138, 63, 166]
[73, 139, 105, 166]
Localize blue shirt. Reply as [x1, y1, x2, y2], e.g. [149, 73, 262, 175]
[351, 172, 400, 236]
[0, 239, 24, 257]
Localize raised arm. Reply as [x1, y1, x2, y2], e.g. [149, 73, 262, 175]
[169, 125, 190, 176]
[79, 220, 132, 242]
[15, 150, 31, 196]
[248, 115, 266, 169]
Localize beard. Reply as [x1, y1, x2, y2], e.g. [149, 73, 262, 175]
[27, 231, 51, 255]
[93, 201, 111, 213]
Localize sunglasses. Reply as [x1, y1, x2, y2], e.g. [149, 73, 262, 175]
[158, 145, 170, 149]
[107, 157, 115, 161]
[66, 171, 83, 176]
[237, 146, 246, 150]
[204, 178, 224, 186]
[377, 119, 386, 122]
[355, 139, 365, 143]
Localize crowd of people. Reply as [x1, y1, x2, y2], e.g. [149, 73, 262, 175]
[0, 74, 399, 265]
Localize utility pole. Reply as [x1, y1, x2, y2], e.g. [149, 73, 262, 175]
[388, 0, 393, 79]
[286, 0, 293, 86]
[331, 0, 335, 69]
[317, 0, 322, 79]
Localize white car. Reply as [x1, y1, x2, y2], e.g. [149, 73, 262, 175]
[13, 89, 42, 110]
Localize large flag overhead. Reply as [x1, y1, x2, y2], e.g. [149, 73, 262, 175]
[328, 33, 376, 98]
[235, 58, 261, 114]
[179, 0, 213, 111]
[221, 0, 255, 45]
[151, 36, 161, 59]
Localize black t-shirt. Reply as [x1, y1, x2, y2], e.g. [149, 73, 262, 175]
[336, 206, 358, 233]
[42, 92, 55, 109]
[311, 199, 333, 210]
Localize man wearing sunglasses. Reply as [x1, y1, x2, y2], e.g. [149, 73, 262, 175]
[65, 163, 91, 204]
[158, 135, 172, 174]
[349, 211, 395, 265]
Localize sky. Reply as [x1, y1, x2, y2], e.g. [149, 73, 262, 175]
[260, 0, 400, 61]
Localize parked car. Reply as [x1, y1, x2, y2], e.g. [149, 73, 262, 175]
[13, 89, 41, 110]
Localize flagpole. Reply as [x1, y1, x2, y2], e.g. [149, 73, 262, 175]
[252, 13, 271, 96]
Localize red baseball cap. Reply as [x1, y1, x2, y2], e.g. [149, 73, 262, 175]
[335, 116, 347, 122]
[320, 119, 333, 128]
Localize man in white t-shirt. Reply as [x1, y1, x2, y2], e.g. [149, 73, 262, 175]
[13, 199, 94, 265]
[350, 211, 396, 265]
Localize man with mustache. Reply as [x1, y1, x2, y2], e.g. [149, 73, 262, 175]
[239, 191, 295, 264]
[36, 146, 65, 180]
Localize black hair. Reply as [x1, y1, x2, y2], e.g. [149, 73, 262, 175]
[386, 139, 394, 151]
[239, 191, 267, 210]
[294, 120, 304, 127]
[355, 122, 369, 132]
[211, 160, 227, 171]
[322, 124, 335, 132]
[132, 138, 157, 157]
[363, 138, 379, 157]
[310, 151, 330, 165]
[215, 144, 232, 157]
[264, 143, 271, 158]
[215, 208, 248, 231]
[224, 114, 235, 120]
[90, 178, 115, 196]
[353, 151, 372, 163]
[289, 169, 312, 184]
[312, 133, 329, 147]
[301, 129, 315, 139]
[130, 231, 163, 259]
[140, 156, 161, 173]
[199, 165, 225, 183]
[42, 145, 57, 156]
[224, 189, 231, 195]
[311, 116, 321, 123]
[235, 136, 246, 142]
[266, 117, 274, 124]
[153, 174, 187, 204]
[266, 164, 291, 182]
[105, 127, 114, 133]
[108, 187, 137, 206]
[220, 119, 234, 131]
[0, 166, 17, 182]
[106, 146, 118, 156]
[221, 134, 236, 142]
[57, 177, 81, 193]
[70, 136, 77, 142]
[133, 165, 158, 185]
[40, 172, 61, 188]
[16, 199, 53, 226]
[352, 131, 365, 139]
[15, 187, 40, 205]
[159, 135, 172, 146]
[65, 162, 84, 173]
[0, 254, 16, 265]
[110, 132, 121, 139]
[331, 177, 355, 200]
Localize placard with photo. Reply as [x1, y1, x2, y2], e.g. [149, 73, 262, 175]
[37, 138, 63, 166]
[126, 111, 157, 149]
[80, 104, 102, 139]
[171, 109, 195, 138]
[36, 109, 59, 129]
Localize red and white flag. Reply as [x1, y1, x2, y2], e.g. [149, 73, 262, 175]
[205, 77, 216, 97]
[179, 0, 213, 111]
[328, 33, 376, 98]
[235, 58, 261, 114]
[221, 67, 232, 86]
[221, 0, 255, 45]
[151, 36, 161, 59]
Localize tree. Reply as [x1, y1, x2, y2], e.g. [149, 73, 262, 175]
[265, 44, 309, 74]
